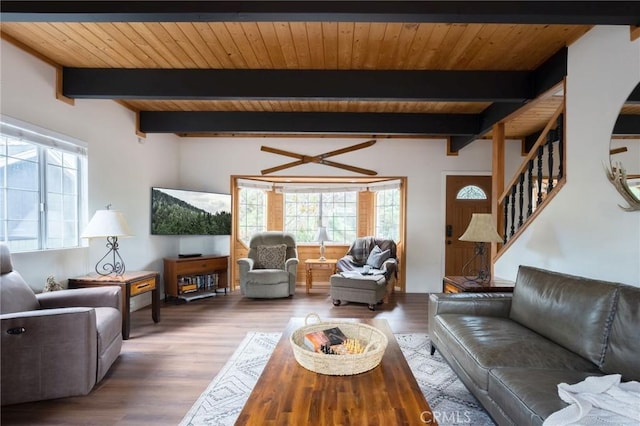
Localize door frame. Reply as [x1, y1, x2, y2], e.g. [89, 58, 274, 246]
[440, 171, 492, 279]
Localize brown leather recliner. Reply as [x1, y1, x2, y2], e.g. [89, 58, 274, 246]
[0, 243, 123, 405]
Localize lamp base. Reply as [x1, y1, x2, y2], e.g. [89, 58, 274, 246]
[95, 236, 126, 276]
[319, 242, 326, 261]
[461, 242, 491, 283]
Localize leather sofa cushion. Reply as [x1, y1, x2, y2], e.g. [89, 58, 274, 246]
[510, 266, 617, 367]
[602, 285, 640, 381]
[489, 368, 602, 426]
[433, 314, 600, 391]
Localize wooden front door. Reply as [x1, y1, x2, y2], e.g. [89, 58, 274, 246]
[444, 175, 493, 276]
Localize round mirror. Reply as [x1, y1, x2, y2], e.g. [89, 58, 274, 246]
[609, 82, 640, 210]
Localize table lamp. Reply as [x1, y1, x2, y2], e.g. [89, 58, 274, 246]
[81, 205, 132, 276]
[459, 213, 502, 282]
[314, 226, 330, 261]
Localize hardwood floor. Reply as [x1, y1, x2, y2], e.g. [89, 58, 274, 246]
[1, 286, 431, 425]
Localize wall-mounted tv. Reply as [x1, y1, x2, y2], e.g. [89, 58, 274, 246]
[151, 187, 232, 235]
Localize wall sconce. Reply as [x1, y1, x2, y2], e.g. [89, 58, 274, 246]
[459, 213, 502, 282]
[314, 226, 330, 261]
[81, 205, 132, 276]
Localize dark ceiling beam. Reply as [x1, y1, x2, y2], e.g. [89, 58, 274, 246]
[138, 111, 480, 135]
[448, 47, 567, 152]
[626, 85, 640, 104]
[63, 69, 532, 102]
[2, 1, 639, 24]
[533, 47, 567, 96]
[613, 114, 640, 135]
[449, 102, 526, 152]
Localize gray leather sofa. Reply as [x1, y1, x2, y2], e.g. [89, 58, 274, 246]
[0, 243, 123, 405]
[429, 265, 640, 426]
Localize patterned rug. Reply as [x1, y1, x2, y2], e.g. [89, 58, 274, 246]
[180, 332, 495, 426]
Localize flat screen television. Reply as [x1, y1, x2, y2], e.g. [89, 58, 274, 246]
[151, 187, 231, 235]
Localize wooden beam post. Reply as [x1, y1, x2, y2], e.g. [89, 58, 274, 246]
[631, 26, 640, 41]
[55, 66, 74, 106]
[491, 122, 505, 272]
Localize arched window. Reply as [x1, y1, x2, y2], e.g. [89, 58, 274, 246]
[456, 185, 487, 200]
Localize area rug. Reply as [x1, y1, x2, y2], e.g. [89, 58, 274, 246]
[180, 332, 495, 426]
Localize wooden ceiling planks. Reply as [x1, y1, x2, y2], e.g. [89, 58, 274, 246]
[0, 18, 593, 140]
[485, 96, 564, 139]
[120, 99, 490, 114]
[0, 22, 589, 70]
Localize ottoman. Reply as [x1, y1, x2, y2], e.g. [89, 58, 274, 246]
[330, 273, 388, 311]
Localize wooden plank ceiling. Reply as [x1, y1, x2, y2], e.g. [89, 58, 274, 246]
[1, 1, 639, 150]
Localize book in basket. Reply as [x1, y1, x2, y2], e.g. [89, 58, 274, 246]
[303, 327, 347, 352]
[322, 327, 347, 346]
[303, 331, 330, 352]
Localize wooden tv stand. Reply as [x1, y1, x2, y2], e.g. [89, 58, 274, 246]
[163, 255, 229, 302]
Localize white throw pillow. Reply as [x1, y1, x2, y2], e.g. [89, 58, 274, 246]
[366, 245, 391, 269]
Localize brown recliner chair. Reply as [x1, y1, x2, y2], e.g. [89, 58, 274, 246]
[0, 243, 123, 405]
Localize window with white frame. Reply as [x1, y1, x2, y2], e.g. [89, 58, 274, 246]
[237, 187, 267, 245]
[1, 117, 87, 252]
[375, 187, 401, 241]
[284, 191, 357, 244]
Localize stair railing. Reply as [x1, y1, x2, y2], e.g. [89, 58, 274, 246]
[497, 102, 566, 254]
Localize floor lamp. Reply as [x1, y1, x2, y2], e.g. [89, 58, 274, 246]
[459, 213, 503, 282]
[81, 205, 132, 276]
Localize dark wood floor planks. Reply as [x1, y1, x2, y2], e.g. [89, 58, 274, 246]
[1, 287, 431, 425]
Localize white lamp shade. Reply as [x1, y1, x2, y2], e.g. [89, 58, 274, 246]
[459, 213, 502, 243]
[314, 226, 330, 243]
[81, 209, 132, 238]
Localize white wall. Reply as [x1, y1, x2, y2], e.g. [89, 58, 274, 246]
[178, 136, 523, 292]
[1, 40, 181, 308]
[495, 26, 640, 287]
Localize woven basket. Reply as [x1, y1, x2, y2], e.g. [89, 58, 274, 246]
[290, 313, 388, 375]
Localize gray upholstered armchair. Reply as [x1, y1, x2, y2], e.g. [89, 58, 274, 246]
[336, 236, 398, 280]
[0, 243, 123, 405]
[237, 232, 299, 298]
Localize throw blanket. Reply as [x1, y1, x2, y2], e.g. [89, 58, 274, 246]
[543, 374, 640, 426]
[347, 236, 377, 265]
[336, 237, 397, 280]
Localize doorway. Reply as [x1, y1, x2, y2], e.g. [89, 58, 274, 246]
[444, 175, 493, 277]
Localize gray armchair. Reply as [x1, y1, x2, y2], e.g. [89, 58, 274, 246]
[336, 236, 398, 280]
[237, 232, 298, 298]
[0, 243, 123, 405]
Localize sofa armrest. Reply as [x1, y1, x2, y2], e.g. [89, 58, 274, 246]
[1, 308, 98, 405]
[429, 292, 513, 318]
[381, 258, 397, 277]
[36, 286, 121, 311]
[237, 257, 254, 273]
[285, 257, 299, 273]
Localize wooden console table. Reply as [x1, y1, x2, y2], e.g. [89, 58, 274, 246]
[236, 318, 434, 424]
[304, 258, 337, 293]
[443, 275, 515, 293]
[68, 271, 160, 340]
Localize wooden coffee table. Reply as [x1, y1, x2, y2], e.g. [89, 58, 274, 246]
[236, 318, 435, 425]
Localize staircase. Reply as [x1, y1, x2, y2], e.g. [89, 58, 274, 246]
[496, 102, 566, 258]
